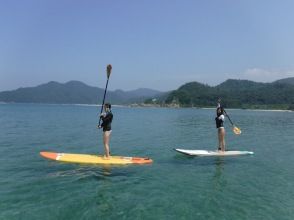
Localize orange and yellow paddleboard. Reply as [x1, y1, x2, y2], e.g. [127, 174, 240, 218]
[40, 152, 153, 165]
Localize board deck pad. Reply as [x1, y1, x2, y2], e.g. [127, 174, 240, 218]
[174, 148, 254, 156]
[40, 152, 153, 165]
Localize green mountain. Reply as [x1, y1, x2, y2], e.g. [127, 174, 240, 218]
[164, 78, 294, 110]
[2, 78, 294, 109]
[0, 81, 163, 104]
[274, 77, 294, 85]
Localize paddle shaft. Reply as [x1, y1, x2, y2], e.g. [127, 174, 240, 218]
[219, 101, 241, 134]
[98, 78, 110, 126]
[98, 65, 112, 127]
[223, 109, 234, 126]
[218, 100, 234, 126]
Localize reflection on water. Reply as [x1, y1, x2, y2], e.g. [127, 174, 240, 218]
[212, 158, 227, 191]
[47, 165, 134, 182]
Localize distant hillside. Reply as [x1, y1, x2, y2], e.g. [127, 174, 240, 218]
[0, 81, 164, 104]
[163, 78, 294, 110]
[274, 77, 294, 85]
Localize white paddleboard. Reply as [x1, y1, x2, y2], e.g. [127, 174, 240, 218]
[174, 148, 254, 157]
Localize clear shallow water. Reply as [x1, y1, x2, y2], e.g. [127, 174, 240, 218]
[0, 104, 294, 220]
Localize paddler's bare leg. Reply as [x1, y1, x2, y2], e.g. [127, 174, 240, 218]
[220, 128, 226, 151]
[103, 131, 111, 158]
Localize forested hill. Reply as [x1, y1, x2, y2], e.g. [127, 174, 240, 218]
[2, 78, 294, 109]
[274, 77, 294, 85]
[0, 81, 163, 104]
[163, 78, 294, 110]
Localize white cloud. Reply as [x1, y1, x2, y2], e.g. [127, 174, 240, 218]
[239, 68, 294, 82]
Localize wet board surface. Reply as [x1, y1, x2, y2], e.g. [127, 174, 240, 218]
[174, 148, 254, 157]
[40, 151, 153, 165]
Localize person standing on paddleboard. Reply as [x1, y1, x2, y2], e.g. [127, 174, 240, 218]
[99, 103, 113, 158]
[215, 100, 226, 151]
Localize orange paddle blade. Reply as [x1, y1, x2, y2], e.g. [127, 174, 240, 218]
[233, 126, 241, 135]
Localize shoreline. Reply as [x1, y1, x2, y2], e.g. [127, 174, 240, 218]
[0, 102, 293, 112]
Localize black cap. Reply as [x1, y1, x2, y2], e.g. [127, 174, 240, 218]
[104, 103, 111, 109]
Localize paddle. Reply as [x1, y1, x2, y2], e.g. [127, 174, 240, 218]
[98, 64, 112, 128]
[223, 109, 242, 135]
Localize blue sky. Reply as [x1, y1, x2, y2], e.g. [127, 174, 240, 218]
[1, 0, 294, 92]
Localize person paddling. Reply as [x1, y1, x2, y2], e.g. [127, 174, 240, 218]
[215, 100, 226, 151]
[99, 103, 113, 158]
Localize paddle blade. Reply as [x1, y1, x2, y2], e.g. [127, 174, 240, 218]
[233, 126, 241, 135]
[106, 64, 112, 78]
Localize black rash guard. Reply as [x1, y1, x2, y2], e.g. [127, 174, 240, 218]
[100, 112, 113, 132]
[215, 114, 225, 129]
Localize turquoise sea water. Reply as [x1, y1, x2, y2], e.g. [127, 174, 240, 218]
[0, 103, 294, 220]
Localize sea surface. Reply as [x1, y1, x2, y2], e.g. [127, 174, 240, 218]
[0, 103, 294, 220]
